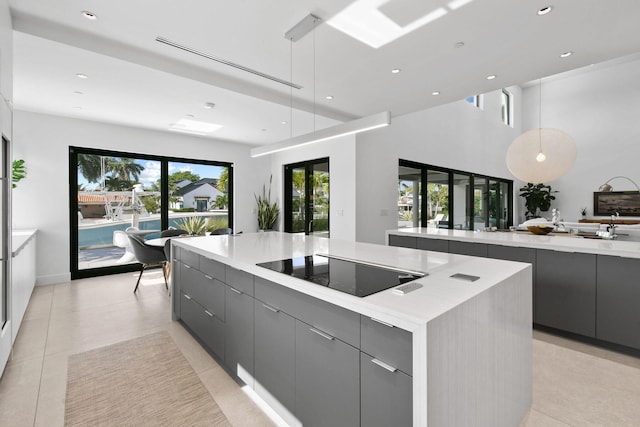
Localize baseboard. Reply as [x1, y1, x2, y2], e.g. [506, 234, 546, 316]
[36, 272, 71, 286]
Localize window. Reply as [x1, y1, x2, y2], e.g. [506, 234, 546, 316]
[398, 160, 513, 230]
[70, 147, 233, 278]
[284, 158, 329, 236]
[465, 94, 482, 109]
[501, 89, 513, 127]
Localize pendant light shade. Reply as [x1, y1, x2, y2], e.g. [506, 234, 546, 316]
[506, 128, 576, 183]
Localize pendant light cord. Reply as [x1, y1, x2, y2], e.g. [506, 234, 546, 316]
[538, 78, 542, 153]
[313, 18, 316, 132]
[289, 38, 293, 139]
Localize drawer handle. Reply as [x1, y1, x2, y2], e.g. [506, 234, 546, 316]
[262, 303, 280, 313]
[204, 274, 213, 280]
[184, 264, 192, 269]
[371, 317, 395, 328]
[310, 327, 334, 341]
[371, 358, 397, 373]
[204, 309, 214, 318]
[184, 294, 192, 300]
[229, 287, 243, 295]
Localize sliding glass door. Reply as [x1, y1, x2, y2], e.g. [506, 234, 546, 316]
[284, 158, 329, 236]
[70, 147, 232, 279]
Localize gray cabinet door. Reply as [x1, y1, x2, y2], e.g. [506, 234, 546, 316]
[388, 234, 417, 249]
[294, 321, 360, 427]
[448, 240, 488, 257]
[596, 255, 640, 349]
[172, 260, 181, 318]
[416, 237, 449, 253]
[535, 249, 596, 337]
[254, 299, 296, 412]
[224, 286, 254, 378]
[361, 351, 412, 427]
[181, 293, 225, 359]
[487, 245, 536, 322]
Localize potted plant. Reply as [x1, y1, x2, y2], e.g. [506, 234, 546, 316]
[519, 183, 557, 219]
[580, 207, 587, 219]
[12, 159, 26, 188]
[255, 175, 279, 231]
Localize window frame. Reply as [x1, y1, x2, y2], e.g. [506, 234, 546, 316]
[501, 88, 513, 127]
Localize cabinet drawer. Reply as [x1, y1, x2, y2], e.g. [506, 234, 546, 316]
[361, 316, 412, 375]
[181, 266, 225, 321]
[388, 235, 417, 249]
[361, 351, 412, 427]
[181, 248, 200, 269]
[255, 277, 360, 348]
[172, 245, 181, 262]
[181, 293, 225, 359]
[416, 238, 449, 253]
[226, 266, 254, 296]
[449, 241, 487, 257]
[200, 256, 226, 282]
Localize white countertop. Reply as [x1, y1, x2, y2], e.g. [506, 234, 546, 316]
[172, 232, 530, 332]
[12, 229, 37, 257]
[388, 227, 640, 259]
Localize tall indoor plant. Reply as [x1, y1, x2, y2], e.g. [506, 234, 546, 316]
[519, 183, 557, 219]
[255, 175, 279, 230]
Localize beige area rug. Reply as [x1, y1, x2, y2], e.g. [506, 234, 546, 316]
[65, 331, 231, 426]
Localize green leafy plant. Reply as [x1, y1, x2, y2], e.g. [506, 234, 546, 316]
[206, 216, 229, 232]
[580, 207, 587, 216]
[519, 183, 557, 219]
[175, 216, 207, 236]
[12, 159, 27, 189]
[255, 175, 280, 230]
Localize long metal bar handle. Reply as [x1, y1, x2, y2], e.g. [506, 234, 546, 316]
[371, 317, 395, 328]
[184, 294, 192, 300]
[371, 358, 398, 373]
[262, 303, 280, 313]
[204, 309, 214, 318]
[310, 327, 334, 341]
[183, 264, 192, 269]
[229, 287, 243, 295]
[204, 274, 213, 280]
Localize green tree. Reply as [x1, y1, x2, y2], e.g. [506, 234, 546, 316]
[152, 170, 201, 205]
[104, 176, 136, 191]
[427, 184, 448, 219]
[212, 194, 228, 209]
[77, 154, 102, 183]
[104, 157, 144, 182]
[217, 168, 228, 193]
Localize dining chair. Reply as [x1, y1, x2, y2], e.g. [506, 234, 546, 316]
[210, 228, 232, 235]
[160, 229, 189, 238]
[127, 234, 168, 293]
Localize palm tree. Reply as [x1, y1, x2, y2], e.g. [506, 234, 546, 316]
[105, 157, 144, 182]
[77, 153, 102, 183]
[217, 168, 228, 193]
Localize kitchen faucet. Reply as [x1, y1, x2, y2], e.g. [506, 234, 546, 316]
[607, 211, 619, 238]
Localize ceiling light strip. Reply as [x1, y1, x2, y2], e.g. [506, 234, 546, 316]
[156, 36, 302, 90]
[250, 111, 390, 157]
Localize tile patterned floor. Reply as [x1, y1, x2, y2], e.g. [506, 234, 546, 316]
[0, 271, 639, 426]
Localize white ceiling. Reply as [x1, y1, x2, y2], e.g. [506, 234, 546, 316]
[9, 0, 640, 145]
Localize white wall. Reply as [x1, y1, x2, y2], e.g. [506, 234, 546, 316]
[0, 0, 12, 101]
[268, 134, 357, 241]
[11, 111, 270, 284]
[356, 87, 523, 244]
[521, 55, 640, 222]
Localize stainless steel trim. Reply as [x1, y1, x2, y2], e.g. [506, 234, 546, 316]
[229, 287, 242, 295]
[371, 358, 397, 373]
[315, 253, 426, 277]
[156, 36, 302, 90]
[371, 317, 395, 328]
[310, 327, 334, 341]
[262, 303, 280, 313]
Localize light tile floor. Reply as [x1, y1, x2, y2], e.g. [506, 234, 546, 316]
[1, 272, 639, 426]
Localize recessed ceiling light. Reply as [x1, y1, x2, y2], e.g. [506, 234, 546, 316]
[432, 91, 440, 96]
[537, 6, 552, 15]
[486, 75, 497, 80]
[391, 68, 401, 74]
[203, 102, 215, 109]
[325, 95, 334, 100]
[81, 11, 97, 20]
[560, 51, 573, 58]
[281, 121, 288, 125]
[168, 119, 222, 135]
[76, 73, 88, 79]
[74, 91, 84, 95]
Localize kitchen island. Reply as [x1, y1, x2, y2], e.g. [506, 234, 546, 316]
[387, 227, 640, 353]
[171, 232, 532, 427]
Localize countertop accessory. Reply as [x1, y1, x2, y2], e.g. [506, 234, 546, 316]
[527, 225, 554, 235]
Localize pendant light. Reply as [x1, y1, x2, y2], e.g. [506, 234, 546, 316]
[506, 79, 576, 183]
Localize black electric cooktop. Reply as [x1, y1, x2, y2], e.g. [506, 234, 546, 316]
[256, 254, 425, 297]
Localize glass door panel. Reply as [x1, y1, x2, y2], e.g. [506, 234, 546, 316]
[497, 181, 510, 229]
[310, 161, 329, 236]
[289, 166, 306, 233]
[474, 178, 488, 229]
[398, 165, 421, 228]
[167, 162, 230, 233]
[452, 173, 471, 230]
[426, 170, 449, 228]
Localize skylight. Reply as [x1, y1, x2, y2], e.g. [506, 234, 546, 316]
[168, 119, 222, 136]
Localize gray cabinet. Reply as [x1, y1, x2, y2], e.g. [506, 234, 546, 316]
[596, 255, 640, 349]
[536, 249, 596, 337]
[181, 293, 225, 359]
[388, 234, 417, 249]
[224, 284, 254, 378]
[449, 240, 487, 257]
[360, 351, 412, 427]
[361, 316, 412, 375]
[254, 299, 296, 412]
[487, 245, 536, 322]
[294, 321, 360, 427]
[416, 237, 449, 253]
